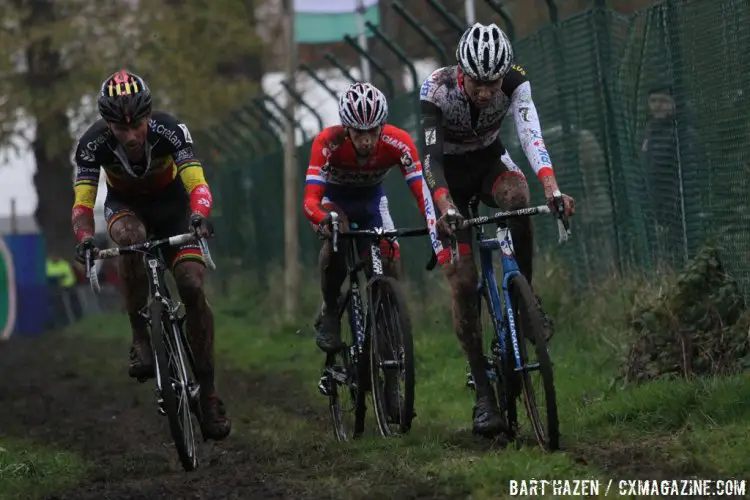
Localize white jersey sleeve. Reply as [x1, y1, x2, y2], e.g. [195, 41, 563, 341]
[511, 81, 555, 180]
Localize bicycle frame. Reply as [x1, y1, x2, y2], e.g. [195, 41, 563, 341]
[472, 204, 526, 373]
[450, 195, 570, 376]
[331, 215, 428, 356]
[86, 232, 215, 408]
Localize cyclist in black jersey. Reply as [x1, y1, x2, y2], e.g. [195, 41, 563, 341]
[72, 70, 230, 441]
[419, 23, 575, 436]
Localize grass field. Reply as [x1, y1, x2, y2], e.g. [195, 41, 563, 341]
[1, 259, 749, 498]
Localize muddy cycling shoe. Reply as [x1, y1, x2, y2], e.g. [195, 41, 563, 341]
[128, 340, 155, 382]
[199, 391, 232, 441]
[472, 394, 507, 436]
[315, 310, 345, 353]
[529, 294, 555, 344]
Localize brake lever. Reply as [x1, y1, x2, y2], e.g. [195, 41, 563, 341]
[446, 208, 460, 264]
[330, 211, 340, 253]
[86, 248, 101, 293]
[551, 190, 571, 244]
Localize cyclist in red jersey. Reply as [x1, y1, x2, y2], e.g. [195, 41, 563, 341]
[303, 83, 439, 353]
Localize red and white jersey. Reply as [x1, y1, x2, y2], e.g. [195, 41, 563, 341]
[303, 124, 441, 254]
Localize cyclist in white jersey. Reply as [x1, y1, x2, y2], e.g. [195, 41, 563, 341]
[419, 22, 575, 436]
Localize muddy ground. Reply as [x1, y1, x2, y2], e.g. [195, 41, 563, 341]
[0, 330, 331, 500]
[0, 328, 717, 500]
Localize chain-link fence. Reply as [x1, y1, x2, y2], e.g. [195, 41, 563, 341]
[201, 0, 750, 293]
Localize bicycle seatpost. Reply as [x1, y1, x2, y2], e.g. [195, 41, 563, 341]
[330, 211, 340, 252]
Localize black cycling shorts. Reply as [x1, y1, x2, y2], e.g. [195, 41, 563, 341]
[437, 140, 527, 264]
[103, 179, 203, 268]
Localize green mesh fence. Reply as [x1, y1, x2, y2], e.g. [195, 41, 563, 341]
[205, 0, 750, 293]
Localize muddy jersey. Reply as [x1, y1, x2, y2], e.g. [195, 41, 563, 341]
[71, 111, 213, 243]
[419, 64, 555, 201]
[303, 124, 441, 254]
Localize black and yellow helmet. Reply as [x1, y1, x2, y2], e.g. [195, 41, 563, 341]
[97, 70, 152, 125]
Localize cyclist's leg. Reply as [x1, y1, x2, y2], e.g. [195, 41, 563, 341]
[313, 186, 354, 353]
[479, 146, 533, 285]
[479, 146, 554, 339]
[105, 190, 153, 379]
[153, 180, 230, 440]
[439, 153, 506, 435]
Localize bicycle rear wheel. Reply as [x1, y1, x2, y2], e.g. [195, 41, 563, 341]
[325, 291, 368, 441]
[508, 275, 559, 451]
[151, 299, 199, 470]
[368, 276, 415, 436]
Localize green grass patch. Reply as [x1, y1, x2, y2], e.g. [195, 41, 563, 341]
[65, 259, 750, 498]
[0, 438, 87, 500]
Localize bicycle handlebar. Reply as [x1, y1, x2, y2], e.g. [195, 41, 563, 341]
[435, 191, 572, 268]
[329, 211, 428, 253]
[85, 232, 216, 293]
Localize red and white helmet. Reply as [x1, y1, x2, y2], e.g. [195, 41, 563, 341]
[338, 82, 388, 130]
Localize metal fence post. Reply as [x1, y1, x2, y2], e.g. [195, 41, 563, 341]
[228, 108, 265, 154]
[391, 1, 448, 66]
[425, 0, 465, 35]
[544, 0, 559, 22]
[342, 34, 396, 97]
[299, 63, 339, 101]
[250, 100, 286, 145]
[263, 94, 309, 142]
[484, 0, 516, 40]
[324, 53, 358, 83]
[364, 20, 422, 148]
[280, 80, 325, 132]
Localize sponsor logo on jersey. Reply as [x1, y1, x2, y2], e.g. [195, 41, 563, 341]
[178, 123, 193, 143]
[150, 121, 183, 149]
[381, 134, 411, 158]
[84, 133, 108, 156]
[425, 127, 437, 146]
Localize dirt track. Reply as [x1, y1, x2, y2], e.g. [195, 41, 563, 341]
[0, 330, 326, 500]
[1, 326, 722, 499]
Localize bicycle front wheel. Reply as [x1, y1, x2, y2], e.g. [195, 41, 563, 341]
[509, 275, 559, 451]
[326, 291, 368, 441]
[151, 299, 199, 470]
[368, 276, 415, 436]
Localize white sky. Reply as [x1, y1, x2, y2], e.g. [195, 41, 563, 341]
[0, 59, 437, 223]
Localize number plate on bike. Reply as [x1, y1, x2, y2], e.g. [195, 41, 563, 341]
[496, 227, 514, 256]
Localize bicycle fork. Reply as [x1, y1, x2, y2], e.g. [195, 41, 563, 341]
[465, 277, 505, 391]
[318, 285, 366, 397]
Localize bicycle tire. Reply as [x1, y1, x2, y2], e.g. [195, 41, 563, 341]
[508, 274, 559, 451]
[151, 299, 199, 470]
[480, 284, 519, 438]
[326, 291, 368, 441]
[368, 276, 415, 436]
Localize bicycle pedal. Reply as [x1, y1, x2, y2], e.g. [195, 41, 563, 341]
[466, 373, 476, 390]
[317, 376, 332, 396]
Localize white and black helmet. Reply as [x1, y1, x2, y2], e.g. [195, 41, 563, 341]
[456, 23, 514, 81]
[338, 82, 388, 130]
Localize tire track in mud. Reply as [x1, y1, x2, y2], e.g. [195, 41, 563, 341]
[1, 328, 713, 499]
[0, 331, 326, 499]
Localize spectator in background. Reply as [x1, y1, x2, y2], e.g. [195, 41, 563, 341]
[640, 84, 708, 267]
[46, 252, 80, 328]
